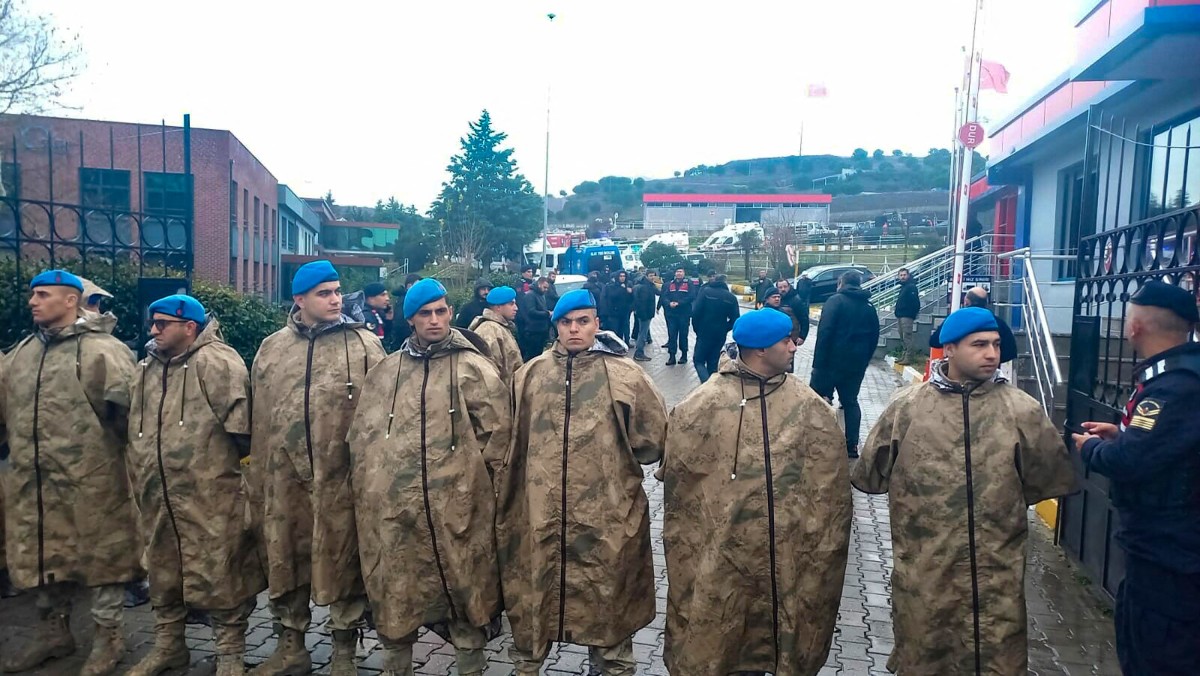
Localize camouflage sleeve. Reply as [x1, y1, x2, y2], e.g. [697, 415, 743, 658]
[93, 339, 136, 443]
[795, 398, 853, 673]
[851, 392, 903, 494]
[464, 355, 513, 479]
[361, 329, 387, 371]
[1016, 395, 1079, 504]
[199, 347, 252, 438]
[0, 355, 8, 457]
[627, 367, 668, 465]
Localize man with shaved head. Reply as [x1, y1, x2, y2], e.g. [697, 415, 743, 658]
[1073, 280, 1200, 674]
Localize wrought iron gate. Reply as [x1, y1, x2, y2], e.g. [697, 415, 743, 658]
[1062, 106, 1200, 595]
[0, 117, 194, 349]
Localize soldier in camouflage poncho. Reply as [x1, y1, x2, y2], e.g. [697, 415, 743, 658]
[662, 309, 851, 676]
[497, 289, 668, 676]
[852, 308, 1077, 675]
[0, 270, 139, 676]
[467, 286, 523, 389]
[351, 279, 511, 676]
[126, 296, 265, 676]
[248, 261, 386, 676]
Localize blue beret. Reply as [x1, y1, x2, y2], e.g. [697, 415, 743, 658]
[487, 286, 517, 305]
[939, 307, 999, 345]
[148, 294, 206, 325]
[291, 260, 339, 296]
[732, 308, 792, 349]
[30, 269, 84, 292]
[403, 278, 448, 319]
[551, 289, 596, 322]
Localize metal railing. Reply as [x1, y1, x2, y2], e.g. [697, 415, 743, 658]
[996, 248, 1068, 416]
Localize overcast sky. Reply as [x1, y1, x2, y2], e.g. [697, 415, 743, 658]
[33, 0, 1078, 209]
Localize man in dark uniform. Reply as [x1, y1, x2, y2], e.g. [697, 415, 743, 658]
[1072, 280, 1200, 675]
[657, 267, 694, 366]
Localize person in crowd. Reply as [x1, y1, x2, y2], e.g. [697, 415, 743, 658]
[454, 279, 494, 330]
[810, 271, 880, 458]
[516, 277, 553, 361]
[247, 261, 386, 676]
[1071, 281, 1200, 674]
[582, 271, 607, 326]
[78, 277, 114, 314]
[360, 282, 394, 347]
[349, 279, 511, 676]
[545, 268, 560, 309]
[602, 270, 634, 344]
[125, 295, 265, 676]
[930, 286, 1017, 363]
[689, 274, 740, 383]
[762, 288, 803, 373]
[515, 265, 537, 294]
[658, 268, 695, 366]
[497, 289, 668, 676]
[468, 286, 524, 387]
[391, 273, 423, 348]
[852, 306, 1077, 675]
[0, 270, 139, 676]
[0, 361, 11, 600]
[775, 278, 810, 344]
[752, 269, 774, 309]
[631, 270, 659, 362]
[894, 268, 920, 365]
[661, 309, 851, 675]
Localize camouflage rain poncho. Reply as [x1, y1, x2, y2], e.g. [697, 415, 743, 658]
[851, 361, 1078, 675]
[468, 309, 523, 389]
[497, 333, 668, 658]
[128, 318, 265, 610]
[247, 312, 385, 605]
[350, 329, 510, 641]
[0, 312, 140, 590]
[662, 357, 851, 676]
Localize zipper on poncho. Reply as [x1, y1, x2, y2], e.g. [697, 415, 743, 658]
[156, 360, 185, 571]
[303, 338, 316, 468]
[758, 379, 781, 661]
[557, 352, 575, 642]
[419, 357, 457, 620]
[961, 389, 982, 676]
[32, 343, 49, 585]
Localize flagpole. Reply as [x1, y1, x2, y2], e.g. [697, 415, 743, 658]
[950, 0, 984, 313]
[540, 12, 556, 274]
[947, 85, 961, 229]
[798, 119, 805, 157]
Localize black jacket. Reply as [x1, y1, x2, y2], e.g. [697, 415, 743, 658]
[633, 279, 658, 320]
[812, 286, 880, 376]
[658, 279, 697, 318]
[753, 278, 775, 304]
[690, 281, 741, 339]
[895, 278, 920, 320]
[780, 289, 810, 341]
[929, 310, 1018, 363]
[454, 298, 487, 329]
[794, 276, 813, 306]
[603, 279, 634, 318]
[516, 289, 551, 336]
[583, 280, 607, 318]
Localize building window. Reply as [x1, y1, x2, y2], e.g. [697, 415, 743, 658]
[1, 161, 20, 198]
[1056, 163, 1086, 281]
[243, 189, 249, 225]
[253, 196, 260, 228]
[320, 224, 398, 253]
[144, 172, 191, 217]
[1146, 113, 1200, 217]
[80, 168, 131, 210]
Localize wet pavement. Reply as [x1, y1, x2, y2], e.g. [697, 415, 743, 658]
[0, 314, 1120, 675]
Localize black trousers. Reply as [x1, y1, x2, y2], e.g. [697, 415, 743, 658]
[517, 331, 547, 362]
[810, 368, 866, 453]
[665, 315, 690, 358]
[605, 313, 631, 344]
[1116, 557, 1200, 675]
[692, 334, 724, 383]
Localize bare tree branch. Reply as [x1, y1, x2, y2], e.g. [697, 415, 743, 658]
[0, 0, 83, 114]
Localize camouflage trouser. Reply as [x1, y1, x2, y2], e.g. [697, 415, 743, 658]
[270, 584, 366, 632]
[510, 638, 635, 676]
[155, 598, 254, 656]
[37, 581, 125, 628]
[379, 621, 487, 676]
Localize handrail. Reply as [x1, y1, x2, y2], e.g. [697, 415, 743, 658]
[1017, 249, 1064, 385]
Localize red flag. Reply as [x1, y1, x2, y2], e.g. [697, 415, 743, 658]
[979, 60, 1009, 94]
[806, 83, 827, 98]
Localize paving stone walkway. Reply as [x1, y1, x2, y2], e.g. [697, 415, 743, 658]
[0, 314, 1120, 675]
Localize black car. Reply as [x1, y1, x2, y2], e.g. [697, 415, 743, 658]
[794, 264, 876, 303]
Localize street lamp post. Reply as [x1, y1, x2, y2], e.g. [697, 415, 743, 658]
[540, 12, 556, 274]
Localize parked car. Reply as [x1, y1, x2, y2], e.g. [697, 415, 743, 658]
[794, 264, 876, 303]
[554, 274, 588, 295]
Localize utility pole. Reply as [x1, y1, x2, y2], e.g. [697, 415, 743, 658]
[950, 0, 985, 313]
[540, 12, 556, 274]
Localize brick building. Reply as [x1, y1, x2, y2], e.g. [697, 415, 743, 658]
[0, 114, 279, 299]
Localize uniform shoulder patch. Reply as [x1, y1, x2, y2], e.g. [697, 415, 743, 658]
[1134, 398, 1162, 417]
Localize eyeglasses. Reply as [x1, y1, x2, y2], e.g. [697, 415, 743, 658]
[147, 318, 190, 331]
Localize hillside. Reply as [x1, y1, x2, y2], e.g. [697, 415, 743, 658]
[552, 148, 983, 226]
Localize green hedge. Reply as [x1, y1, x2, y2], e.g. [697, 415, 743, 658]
[0, 259, 285, 365]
